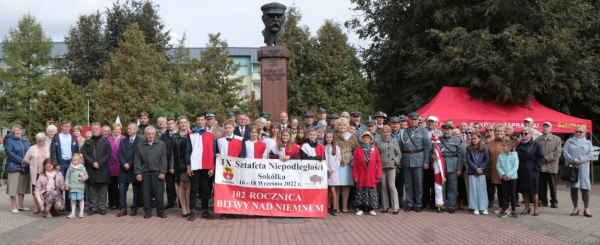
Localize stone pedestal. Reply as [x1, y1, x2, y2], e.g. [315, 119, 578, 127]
[258, 46, 290, 116]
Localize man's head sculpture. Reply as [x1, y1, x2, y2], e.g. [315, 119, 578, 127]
[261, 2, 287, 46]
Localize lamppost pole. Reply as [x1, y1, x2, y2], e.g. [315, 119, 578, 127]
[85, 88, 92, 126]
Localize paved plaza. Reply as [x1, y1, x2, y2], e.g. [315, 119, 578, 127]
[1, 182, 599, 244]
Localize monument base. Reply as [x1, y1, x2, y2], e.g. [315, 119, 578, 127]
[258, 46, 290, 116]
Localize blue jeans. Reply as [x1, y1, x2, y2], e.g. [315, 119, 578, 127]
[119, 182, 140, 212]
[59, 159, 71, 209]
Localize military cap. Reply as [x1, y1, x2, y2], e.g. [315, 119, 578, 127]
[303, 113, 315, 118]
[313, 125, 324, 130]
[426, 115, 439, 122]
[407, 112, 420, 119]
[441, 124, 453, 129]
[260, 113, 270, 119]
[206, 112, 216, 119]
[388, 117, 401, 123]
[366, 119, 377, 125]
[329, 114, 340, 119]
[138, 112, 149, 118]
[226, 112, 235, 117]
[374, 111, 387, 119]
[350, 111, 362, 116]
[261, 2, 287, 14]
[317, 108, 327, 114]
[399, 115, 408, 122]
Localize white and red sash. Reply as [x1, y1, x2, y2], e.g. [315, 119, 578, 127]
[217, 135, 244, 157]
[189, 131, 215, 170]
[432, 143, 446, 208]
[300, 143, 325, 158]
[244, 140, 267, 159]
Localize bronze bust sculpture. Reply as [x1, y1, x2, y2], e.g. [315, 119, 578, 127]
[261, 2, 287, 46]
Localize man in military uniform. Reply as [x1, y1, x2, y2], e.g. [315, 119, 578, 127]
[303, 113, 315, 130]
[137, 112, 151, 139]
[225, 112, 237, 127]
[400, 112, 432, 212]
[351, 111, 366, 136]
[327, 114, 339, 132]
[439, 124, 463, 213]
[316, 108, 327, 126]
[206, 112, 224, 139]
[374, 111, 387, 132]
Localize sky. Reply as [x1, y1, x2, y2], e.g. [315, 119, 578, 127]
[0, 0, 370, 49]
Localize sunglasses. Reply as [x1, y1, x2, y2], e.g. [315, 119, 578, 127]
[575, 131, 585, 133]
[486, 129, 493, 132]
[521, 133, 529, 136]
[466, 132, 473, 134]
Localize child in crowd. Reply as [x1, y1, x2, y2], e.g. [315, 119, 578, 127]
[349, 122, 358, 135]
[466, 133, 490, 215]
[269, 129, 300, 161]
[497, 139, 519, 218]
[241, 126, 268, 159]
[300, 129, 325, 160]
[352, 132, 382, 216]
[295, 128, 307, 146]
[64, 153, 88, 218]
[215, 121, 244, 220]
[324, 132, 341, 216]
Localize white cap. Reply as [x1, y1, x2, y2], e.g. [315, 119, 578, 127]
[543, 122, 552, 127]
[524, 117, 533, 122]
[426, 115, 439, 122]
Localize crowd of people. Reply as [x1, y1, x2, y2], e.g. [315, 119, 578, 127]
[1, 109, 594, 220]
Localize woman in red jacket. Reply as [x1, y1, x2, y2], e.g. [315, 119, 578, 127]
[352, 131, 382, 216]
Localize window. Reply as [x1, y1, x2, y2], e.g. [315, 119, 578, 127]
[236, 65, 248, 76]
[238, 85, 248, 96]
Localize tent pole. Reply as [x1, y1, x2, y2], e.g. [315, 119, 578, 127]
[591, 133, 594, 183]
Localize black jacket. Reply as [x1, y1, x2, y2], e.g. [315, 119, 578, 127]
[81, 136, 112, 184]
[171, 132, 187, 182]
[117, 136, 143, 183]
[234, 125, 250, 141]
[159, 131, 174, 170]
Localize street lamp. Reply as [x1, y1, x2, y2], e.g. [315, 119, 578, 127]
[85, 88, 92, 126]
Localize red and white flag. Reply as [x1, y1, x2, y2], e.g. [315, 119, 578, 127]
[430, 134, 446, 208]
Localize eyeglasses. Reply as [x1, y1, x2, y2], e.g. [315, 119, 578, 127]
[521, 133, 529, 136]
[486, 129, 493, 132]
[466, 132, 473, 134]
[575, 131, 585, 134]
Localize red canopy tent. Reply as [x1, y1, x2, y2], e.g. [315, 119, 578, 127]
[415, 86, 592, 134]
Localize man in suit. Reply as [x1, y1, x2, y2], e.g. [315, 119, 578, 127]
[116, 123, 143, 217]
[50, 119, 79, 211]
[160, 118, 176, 209]
[279, 111, 289, 130]
[400, 112, 432, 213]
[234, 112, 250, 141]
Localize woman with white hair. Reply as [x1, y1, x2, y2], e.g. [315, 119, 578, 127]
[563, 126, 594, 218]
[23, 132, 51, 214]
[255, 117, 268, 140]
[45, 125, 58, 146]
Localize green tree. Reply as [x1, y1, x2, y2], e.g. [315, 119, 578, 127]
[347, 0, 600, 132]
[0, 14, 52, 139]
[63, 11, 109, 87]
[105, 0, 171, 55]
[282, 5, 317, 116]
[181, 33, 243, 122]
[282, 7, 371, 117]
[36, 77, 87, 126]
[92, 23, 169, 125]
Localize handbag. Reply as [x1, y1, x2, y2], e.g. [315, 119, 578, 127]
[561, 164, 579, 183]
